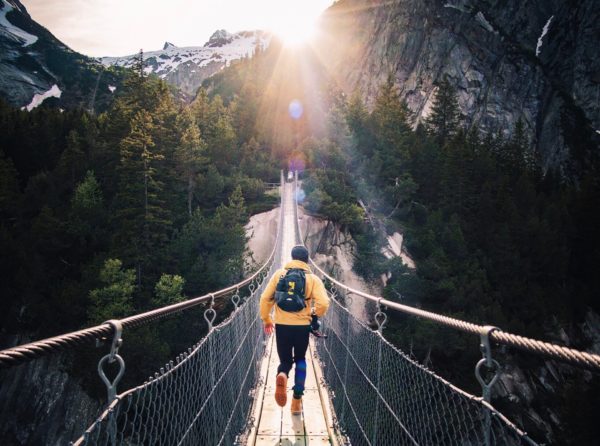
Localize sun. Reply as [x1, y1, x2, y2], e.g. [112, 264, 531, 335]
[263, 2, 327, 46]
[270, 19, 317, 46]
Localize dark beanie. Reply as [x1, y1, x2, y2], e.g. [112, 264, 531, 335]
[291, 245, 309, 262]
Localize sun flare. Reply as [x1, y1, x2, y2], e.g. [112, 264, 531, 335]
[270, 19, 317, 46]
[264, 2, 327, 46]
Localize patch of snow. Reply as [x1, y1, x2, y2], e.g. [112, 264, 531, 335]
[444, 2, 470, 13]
[475, 11, 496, 33]
[108, 85, 116, 93]
[20, 72, 34, 84]
[536, 15, 554, 57]
[101, 30, 270, 81]
[0, 0, 38, 46]
[595, 129, 600, 135]
[22, 84, 62, 111]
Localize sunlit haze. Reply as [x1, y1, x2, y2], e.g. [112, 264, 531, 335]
[20, 0, 333, 56]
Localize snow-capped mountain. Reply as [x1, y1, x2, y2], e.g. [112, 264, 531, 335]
[0, 0, 126, 112]
[101, 30, 270, 96]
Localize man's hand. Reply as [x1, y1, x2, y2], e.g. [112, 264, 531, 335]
[264, 323, 274, 336]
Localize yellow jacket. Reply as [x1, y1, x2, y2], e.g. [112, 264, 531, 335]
[260, 260, 330, 325]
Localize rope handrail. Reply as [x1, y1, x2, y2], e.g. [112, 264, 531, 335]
[292, 176, 600, 372]
[0, 204, 280, 370]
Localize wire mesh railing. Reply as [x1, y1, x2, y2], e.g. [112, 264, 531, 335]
[317, 295, 536, 446]
[72, 274, 272, 446]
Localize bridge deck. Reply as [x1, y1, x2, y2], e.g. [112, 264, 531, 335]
[247, 181, 338, 445]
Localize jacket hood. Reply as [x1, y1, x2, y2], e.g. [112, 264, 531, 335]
[284, 260, 311, 272]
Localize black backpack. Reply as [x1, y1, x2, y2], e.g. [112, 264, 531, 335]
[274, 268, 307, 312]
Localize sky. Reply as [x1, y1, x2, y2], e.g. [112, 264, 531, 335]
[20, 0, 334, 57]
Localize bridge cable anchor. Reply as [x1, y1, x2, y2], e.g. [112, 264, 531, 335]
[232, 287, 241, 310]
[204, 293, 217, 331]
[344, 290, 354, 310]
[374, 298, 388, 334]
[475, 325, 501, 403]
[97, 319, 125, 405]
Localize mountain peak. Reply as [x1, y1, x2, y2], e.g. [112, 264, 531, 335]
[163, 41, 177, 50]
[205, 29, 234, 47]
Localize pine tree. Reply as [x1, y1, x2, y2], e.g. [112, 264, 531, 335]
[502, 118, 535, 172]
[88, 259, 135, 323]
[57, 130, 85, 187]
[153, 274, 185, 306]
[426, 78, 461, 146]
[114, 109, 171, 285]
[176, 110, 208, 216]
[346, 91, 372, 157]
[371, 76, 413, 182]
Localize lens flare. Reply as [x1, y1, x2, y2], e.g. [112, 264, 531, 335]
[288, 99, 303, 120]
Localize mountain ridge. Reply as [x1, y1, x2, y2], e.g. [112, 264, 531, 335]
[101, 29, 270, 96]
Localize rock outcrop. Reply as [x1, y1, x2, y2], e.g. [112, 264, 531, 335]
[316, 0, 600, 175]
[0, 336, 100, 446]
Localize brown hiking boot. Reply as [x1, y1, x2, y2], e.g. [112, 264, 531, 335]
[291, 396, 302, 415]
[275, 372, 288, 407]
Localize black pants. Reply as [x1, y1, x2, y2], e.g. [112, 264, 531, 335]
[275, 324, 310, 397]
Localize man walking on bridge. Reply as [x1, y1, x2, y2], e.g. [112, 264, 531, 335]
[260, 245, 330, 414]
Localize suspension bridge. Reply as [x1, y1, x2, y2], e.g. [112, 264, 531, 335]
[1, 172, 599, 445]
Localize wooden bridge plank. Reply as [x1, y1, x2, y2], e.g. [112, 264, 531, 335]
[305, 436, 331, 445]
[255, 435, 283, 446]
[280, 402, 305, 436]
[279, 436, 307, 446]
[257, 396, 283, 436]
[300, 390, 328, 436]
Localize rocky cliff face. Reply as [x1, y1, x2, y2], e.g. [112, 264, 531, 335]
[0, 336, 100, 446]
[0, 0, 125, 112]
[316, 0, 600, 175]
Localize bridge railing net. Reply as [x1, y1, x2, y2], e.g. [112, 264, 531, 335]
[74, 288, 266, 446]
[73, 179, 285, 446]
[316, 296, 536, 446]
